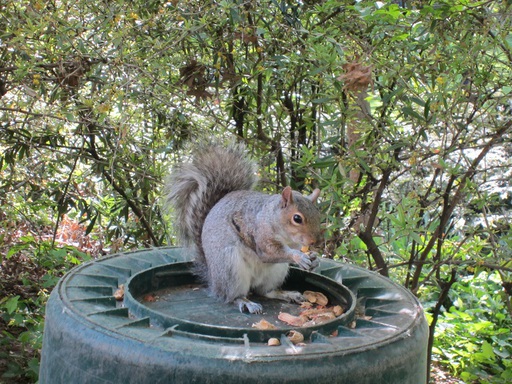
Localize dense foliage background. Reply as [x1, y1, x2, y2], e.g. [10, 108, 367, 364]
[1, 0, 511, 382]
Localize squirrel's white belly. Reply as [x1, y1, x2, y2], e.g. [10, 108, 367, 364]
[240, 248, 289, 293]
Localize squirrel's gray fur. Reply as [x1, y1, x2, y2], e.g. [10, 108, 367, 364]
[165, 142, 257, 265]
[165, 141, 322, 314]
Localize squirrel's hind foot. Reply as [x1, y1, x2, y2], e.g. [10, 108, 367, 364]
[235, 297, 263, 314]
[263, 289, 304, 304]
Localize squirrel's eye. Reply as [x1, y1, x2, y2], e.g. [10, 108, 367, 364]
[293, 214, 303, 224]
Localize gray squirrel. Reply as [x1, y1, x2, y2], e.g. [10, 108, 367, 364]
[165, 141, 322, 314]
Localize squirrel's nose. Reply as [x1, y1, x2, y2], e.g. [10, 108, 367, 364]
[307, 235, 321, 247]
[310, 230, 324, 247]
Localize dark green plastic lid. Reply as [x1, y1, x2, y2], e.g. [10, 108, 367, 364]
[40, 247, 428, 384]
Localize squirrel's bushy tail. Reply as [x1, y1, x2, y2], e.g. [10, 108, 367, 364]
[165, 141, 257, 263]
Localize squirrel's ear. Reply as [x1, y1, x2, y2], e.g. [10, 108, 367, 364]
[308, 188, 320, 203]
[280, 186, 294, 208]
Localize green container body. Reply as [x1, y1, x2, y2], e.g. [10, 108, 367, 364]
[40, 247, 428, 384]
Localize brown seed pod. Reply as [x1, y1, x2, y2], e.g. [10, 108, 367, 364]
[268, 338, 281, 346]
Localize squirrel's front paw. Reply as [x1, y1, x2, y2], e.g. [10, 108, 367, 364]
[294, 250, 320, 271]
[308, 251, 320, 270]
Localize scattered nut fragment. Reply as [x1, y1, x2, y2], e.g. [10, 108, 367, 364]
[301, 245, 310, 253]
[143, 293, 157, 302]
[316, 311, 336, 321]
[333, 305, 344, 317]
[113, 285, 125, 301]
[301, 307, 335, 318]
[303, 312, 336, 327]
[300, 301, 314, 309]
[303, 290, 329, 306]
[278, 292, 344, 329]
[252, 319, 277, 330]
[268, 337, 281, 346]
[278, 312, 308, 327]
[287, 330, 305, 344]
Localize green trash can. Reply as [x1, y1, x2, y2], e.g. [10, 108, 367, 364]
[40, 247, 428, 383]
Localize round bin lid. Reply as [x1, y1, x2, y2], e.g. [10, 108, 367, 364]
[124, 261, 356, 343]
[40, 247, 428, 384]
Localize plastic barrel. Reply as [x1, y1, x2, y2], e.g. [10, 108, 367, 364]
[40, 247, 428, 384]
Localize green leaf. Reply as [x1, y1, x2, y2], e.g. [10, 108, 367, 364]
[401, 106, 424, 121]
[481, 341, 496, 360]
[4, 296, 20, 315]
[27, 358, 40, 376]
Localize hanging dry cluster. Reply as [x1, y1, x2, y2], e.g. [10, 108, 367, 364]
[179, 60, 212, 100]
[338, 61, 372, 92]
